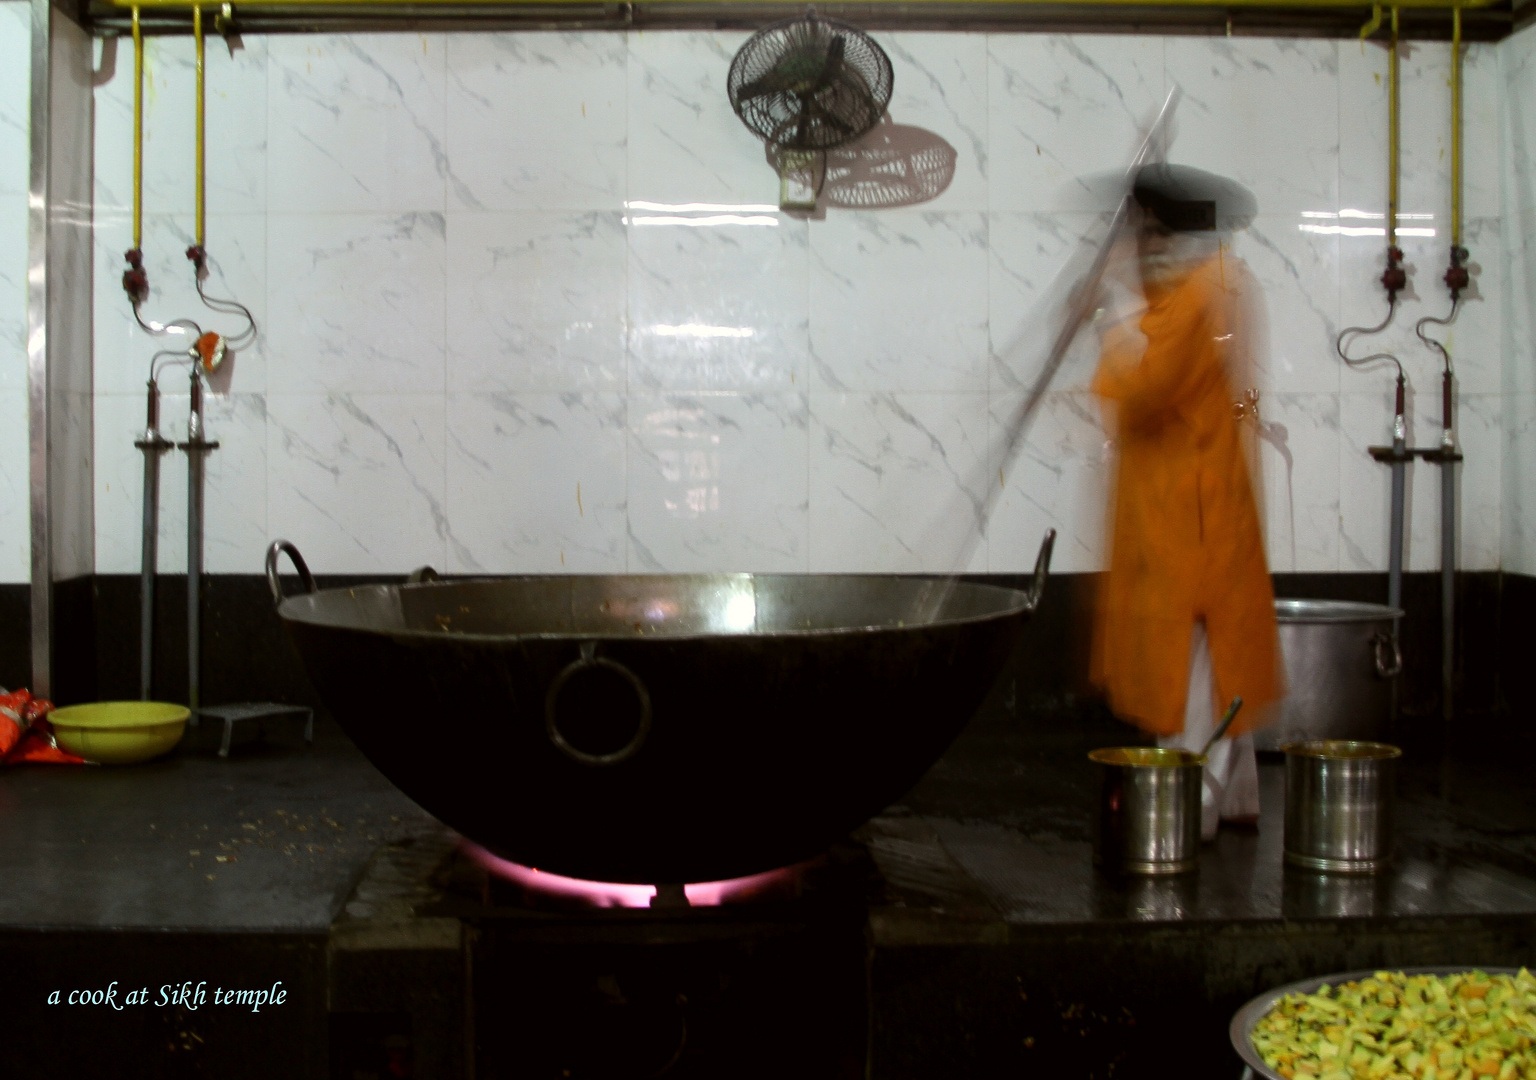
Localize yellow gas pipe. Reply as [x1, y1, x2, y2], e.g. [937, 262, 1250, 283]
[131, 5, 143, 252]
[193, 3, 205, 250]
[1451, 3, 1462, 250]
[1389, 6, 1400, 253]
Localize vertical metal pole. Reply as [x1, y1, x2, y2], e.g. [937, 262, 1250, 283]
[27, 0, 53, 699]
[1388, 384, 1406, 616]
[28, 1, 96, 700]
[1441, 371, 1456, 724]
[187, 371, 204, 719]
[140, 450, 157, 698]
[136, 380, 168, 700]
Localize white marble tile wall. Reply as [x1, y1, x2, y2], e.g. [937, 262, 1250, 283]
[1500, 25, 1536, 577]
[0, 2, 30, 584]
[87, 30, 1513, 578]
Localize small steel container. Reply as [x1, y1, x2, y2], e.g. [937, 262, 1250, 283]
[1089, 747, 1205, 875]
[1282, 739, 1401, 874]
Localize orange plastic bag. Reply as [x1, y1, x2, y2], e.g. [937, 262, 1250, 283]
[0, 690, 83, 765]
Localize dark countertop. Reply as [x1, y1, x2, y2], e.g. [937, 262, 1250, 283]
[2, 697, 1534, 933]
[886, 702, 1536, 930]
[0, 717, 436, 930]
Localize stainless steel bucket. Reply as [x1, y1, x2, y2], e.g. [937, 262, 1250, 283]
[1282, 740, 1401, 874]
[1089, 747, 1205, 875]
[1256, 600, 1404, 751]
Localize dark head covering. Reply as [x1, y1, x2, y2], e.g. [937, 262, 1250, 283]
[1132, 164, 1257, 233]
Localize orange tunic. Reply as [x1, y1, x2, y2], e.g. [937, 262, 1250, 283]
[1090, 252, 1282, 737]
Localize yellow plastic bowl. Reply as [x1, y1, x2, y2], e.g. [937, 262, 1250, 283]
[49, 701, 190, 764]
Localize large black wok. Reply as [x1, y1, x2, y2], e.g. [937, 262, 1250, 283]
[266, 532, 1054, 884]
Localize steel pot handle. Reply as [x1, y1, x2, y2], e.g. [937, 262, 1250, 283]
[1023, 528, 1057, 613]
[1373, 631, 1403, 679]
[265, 540, 316, 607]
[407, 565, 442, 584]
[545, 642, 653, 767]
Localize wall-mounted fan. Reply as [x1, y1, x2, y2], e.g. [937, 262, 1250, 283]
[727, 8, 894, 210]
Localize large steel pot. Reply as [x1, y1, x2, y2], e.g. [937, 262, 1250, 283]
[1255, 599, 1404, 751]
[266, 532, 1055, 885]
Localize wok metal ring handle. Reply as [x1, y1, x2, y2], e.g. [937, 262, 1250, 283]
[1373, 631, 1403, 679]
[1024, 528, 1057, 612]
[545, 642, 653, 767]
[265, 540, 316, 607]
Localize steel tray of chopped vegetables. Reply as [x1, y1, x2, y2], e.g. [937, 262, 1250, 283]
[1232, 967, 1536, 1080]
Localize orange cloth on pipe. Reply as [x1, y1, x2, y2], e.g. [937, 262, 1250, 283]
[1090, 252, 1282, 737]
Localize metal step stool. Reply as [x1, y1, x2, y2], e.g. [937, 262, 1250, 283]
[195, 703, 314, 758]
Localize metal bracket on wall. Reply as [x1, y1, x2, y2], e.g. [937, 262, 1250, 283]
[1368, 445, 1464, 464]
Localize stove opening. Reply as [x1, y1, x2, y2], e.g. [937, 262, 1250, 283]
[461, 842, 805, 910]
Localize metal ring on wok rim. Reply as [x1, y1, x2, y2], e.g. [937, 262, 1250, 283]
[1230, 966, 1523, 1079]
[544, 642, 653, 767]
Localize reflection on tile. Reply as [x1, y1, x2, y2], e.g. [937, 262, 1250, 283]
[267, 213, 446, 394]
[267, 393, 448, 574]
[94, 35, 268, 215]
[809, 393, 988, 573]
[1254, 393, 1339, 572]
[1505, 394, 1536, 575]
[0, 193, 24, 392]
[1165, 39, 1339, 214]
[989, 390, 1109, 574]
[626, 32, 776, 207]
[0, 1, 30, 198]
[988, 35, 1165, 213]
[267, 35, 448, 214]
[626, 393, 809, 572]
[874, 33, 988, 212]
[52, 393, 95, 580]
[1339, 42, 1501, 226]
[0, 388, 26, 583]
[1448, 393, 1501, 572]
[94, 211, 268, 396]
[1233, 216, 1340, 394]
[628, 215, 808, 391]
[446, 34, 627, 211]
[447, 211, 626, 392]
[988, 211, 1108, 393]
[1339, 389, 1398, 572]
[445, 392, 627, 573]
[811, 212, 987, 393]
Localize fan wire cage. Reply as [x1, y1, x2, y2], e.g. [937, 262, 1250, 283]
[728, 10, 894, 209]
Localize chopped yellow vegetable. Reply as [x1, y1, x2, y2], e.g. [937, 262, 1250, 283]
[1251, 971, 1536, 1080]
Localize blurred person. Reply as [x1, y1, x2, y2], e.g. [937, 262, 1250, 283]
[1089, 164, 1283, 842]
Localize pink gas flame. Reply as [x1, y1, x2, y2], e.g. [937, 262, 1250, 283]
[462, 842, 802, 908]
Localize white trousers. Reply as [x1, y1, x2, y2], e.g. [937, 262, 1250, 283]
[1157, 622, 1260, 841]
